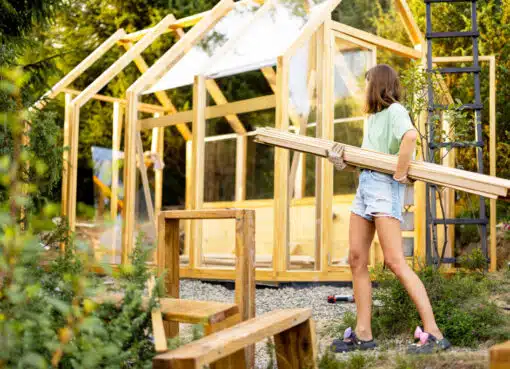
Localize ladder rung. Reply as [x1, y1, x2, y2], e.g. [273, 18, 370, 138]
[429, 141, 484, 149]
[429, 103, 483, 111]
[431, 218, 488, 225]
[425, 0, 475, 3]
[426, 31, 479, 39]
[431, 67, 481, 74]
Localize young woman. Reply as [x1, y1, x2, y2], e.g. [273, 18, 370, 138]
[328, 64, 451, 354]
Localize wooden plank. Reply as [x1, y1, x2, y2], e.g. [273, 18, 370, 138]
[119, 0, 259, 43]
[121, 91, 139, 264]
[151, 113, 164, 220]
[331, 22, 421, 59]
[235, 210, 256, 323]
[254, 129, 510, 199]
[394, 0, 424, 46]
[274, 319, 317, 369]
[273, 56, 290, 273]
[60, 93, 72, 219]
[139, 95, 276, 130]
[61, 88, 167, 113]
[432, 55, 494, 63]
[152, 309, 313, 369]
[73, 14, 178, 109]
[489, 56, 497, 272]
[34, 29, 126, 110]
[160, 299, 239, 325]
[67, 105, 81, 231]
[490, 341, 510, 369]
[157, 216, 180, 337]
[190, 75, 207, 269]
[285, 0, 343, 59]
[110, 102, 123, 263]
[136, 132, 156, 232]
[161, 209, 242, 220]
[236, 135, 247, 201]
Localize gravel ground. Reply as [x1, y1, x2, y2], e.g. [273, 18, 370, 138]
[179, 279, 356, 369]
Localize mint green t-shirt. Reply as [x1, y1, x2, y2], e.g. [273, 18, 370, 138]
[361, 103, 415, 155]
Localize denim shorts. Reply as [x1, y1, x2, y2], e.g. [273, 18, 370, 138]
[351, 170, 406, 223]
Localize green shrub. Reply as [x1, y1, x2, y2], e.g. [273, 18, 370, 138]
[318, 352, 374, 369]
[362, 265, 510, 347]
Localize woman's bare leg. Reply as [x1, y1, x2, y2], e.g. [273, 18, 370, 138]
[349, 213, 376, 341]
[374, 216, 443, 339]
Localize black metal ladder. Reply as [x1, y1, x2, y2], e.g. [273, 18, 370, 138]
[424, 0, 487, 266]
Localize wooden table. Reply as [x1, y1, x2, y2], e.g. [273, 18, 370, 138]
[156, 209, 256, 336]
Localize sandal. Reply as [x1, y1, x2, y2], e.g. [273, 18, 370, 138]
[407, 326, 451, 354]
[330, 327, 377, 353]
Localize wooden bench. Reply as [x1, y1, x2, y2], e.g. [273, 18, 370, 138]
[152, 308, 316, 369]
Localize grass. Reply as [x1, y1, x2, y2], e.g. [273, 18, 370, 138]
[318, 351, 487, 369]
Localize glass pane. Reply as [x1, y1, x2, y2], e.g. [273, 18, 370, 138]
[246, 135, 274, 200]
[333, 36, 373, 119]
[204, 138, 236, 202]
[206, 0, 331, 79]
[144, 1, 261, 93]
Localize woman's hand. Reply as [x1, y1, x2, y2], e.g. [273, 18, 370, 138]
[327, 143, 356, 171]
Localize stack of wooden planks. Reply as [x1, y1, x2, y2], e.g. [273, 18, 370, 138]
[254, 127, 510, 200]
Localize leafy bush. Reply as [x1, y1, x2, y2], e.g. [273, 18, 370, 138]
[0, 68, 161, 368]
[364, 266, 510, 347]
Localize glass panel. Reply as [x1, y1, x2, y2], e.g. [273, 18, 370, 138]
[144, 1, 261, 93]
[206, 0, 330, 79]
[89, 146, 124, 264]
[246, 135, 274, 200]
[333, 36, 373, 119]
[204, 138, 236, 202]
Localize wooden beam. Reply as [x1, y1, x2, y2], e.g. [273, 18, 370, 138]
[73, 14, 178, 109]
[254, 128, 510, 199]
[489, 56, 497, 272]
[331, 22, 421, 59]
[34, 29, 126, 110]
[152, 309, 313, 369]
[274, 319, 317, 369]
[136, 131, 156, 230]
[394, 0, 424, 46]
[110, 102, 123, 263]
[432, 55, 494, 63]
[285, 0, 343, 59]
[273, 56, 290, 273]
[315, 21, 334, 273]
[60, 93, 72, 219]
[61, 88, 167, 113]
[119, 0, 258, 43]
[151, 113, 165, 226]
[139, 94, 276, 130]
[127, 0, 234, 97]
[236, 135, 247, 201]
[190, 75, 207, 269]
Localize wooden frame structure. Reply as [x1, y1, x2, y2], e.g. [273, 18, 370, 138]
[36, 0, 499, 282]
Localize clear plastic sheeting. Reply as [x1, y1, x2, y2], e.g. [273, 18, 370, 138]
[206, 0, 330, 79]
[143, 1, 260, 93]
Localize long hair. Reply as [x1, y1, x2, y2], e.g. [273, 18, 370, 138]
[364, 64, 402, 114]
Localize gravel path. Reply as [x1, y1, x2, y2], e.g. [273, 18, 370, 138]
[179, 280, 355, 369]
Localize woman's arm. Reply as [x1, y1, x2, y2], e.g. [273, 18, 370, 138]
[394, 129, 418, 181]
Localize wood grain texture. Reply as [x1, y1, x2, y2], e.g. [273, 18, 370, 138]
[274, 319, 317, 369]
[490, 340, 510, 369]
[152, 309, 312, 369]
[254, 128, 510, 199]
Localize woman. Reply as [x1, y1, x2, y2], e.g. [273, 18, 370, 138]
[328, 64, 450, 354]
